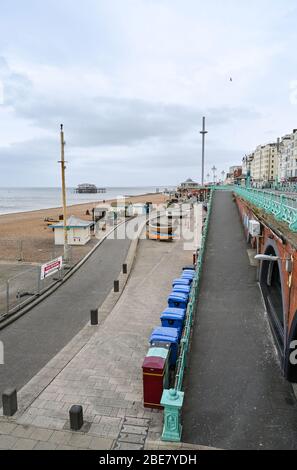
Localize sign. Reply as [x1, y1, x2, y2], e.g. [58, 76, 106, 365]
[41, 256, 63, 280]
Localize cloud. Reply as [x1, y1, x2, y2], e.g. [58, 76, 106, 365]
[0, 1, 297, 186]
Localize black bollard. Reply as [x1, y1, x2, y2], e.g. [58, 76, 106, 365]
[2, 389, 18, 417]
[123, 264, 128, 274]
[69, 405, 83, 431]
[114, 280, 120, 293]
[90, 309, 98, 326]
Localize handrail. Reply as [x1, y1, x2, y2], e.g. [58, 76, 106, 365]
[233, 186, 297, 232]
[160, 190, 214, 442]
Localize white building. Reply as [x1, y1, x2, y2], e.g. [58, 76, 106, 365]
[250, 143, 278, 183]
[287, 129, 297, 180]
[278, 134, 293, 181]
[179, 178, 200, 190]
[50, 216, 93, 246]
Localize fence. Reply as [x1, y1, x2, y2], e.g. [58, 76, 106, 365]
[160, 189, 214, 442]
[0, 218, 123, 319]
[0, 264, 65, 317]
[233, 186, 297, 232]
[0, 238, 60, 263]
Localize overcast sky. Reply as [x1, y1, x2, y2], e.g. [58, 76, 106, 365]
[0, 0, 297, 187]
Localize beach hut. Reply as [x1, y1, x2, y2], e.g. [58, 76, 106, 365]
[110, 202, 133, 217]
[50, 216, 93, 246]
[131, 203, 147, 216]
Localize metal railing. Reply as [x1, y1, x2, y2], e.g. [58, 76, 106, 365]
[233, 186, 297, 232]
[160, 190, 214, 442]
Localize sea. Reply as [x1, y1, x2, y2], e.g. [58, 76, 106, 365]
[0, 186, 175, 215]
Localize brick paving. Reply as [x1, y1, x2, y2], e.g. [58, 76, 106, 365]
[1, 215, 200, 450]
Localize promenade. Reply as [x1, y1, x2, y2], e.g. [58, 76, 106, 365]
[0, 223, 131, 398]
[182, 191, 297, 450]
[0, 224, 194, 450]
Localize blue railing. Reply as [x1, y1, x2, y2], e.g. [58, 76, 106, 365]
[160, 190, 214, 442]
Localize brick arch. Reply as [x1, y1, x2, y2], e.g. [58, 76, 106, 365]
[260, 240, 287, 366]
[284, 312, 297, 382]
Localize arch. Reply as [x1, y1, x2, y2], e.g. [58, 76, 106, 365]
[260, 242, 286, 364]
[284, 313, 297, 382]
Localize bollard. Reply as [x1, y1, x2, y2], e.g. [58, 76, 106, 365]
[90, 309, 98, 325]
[69, 405, 84, 431]
[114, 280, 120, 293]
[193, 252, 197, 265]
[123, 263, 128, 274]
[2, 389, 18, 417]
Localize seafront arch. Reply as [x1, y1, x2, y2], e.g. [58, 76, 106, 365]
[285, 312, 297, 382]
[260, 243, 286, 363]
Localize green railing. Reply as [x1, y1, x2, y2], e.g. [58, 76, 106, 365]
[160, 190, 214, 442]
[233, 186, 297, 232]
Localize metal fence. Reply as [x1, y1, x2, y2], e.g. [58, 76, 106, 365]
[0, 219, 120, 319]
[161, 189, 214, 442]
[233, 186, 297, 232]
[0, 238, 60, 263]
[0, 264, 64, 317]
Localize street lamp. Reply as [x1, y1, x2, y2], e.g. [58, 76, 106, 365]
[200, 117, 208, 186]
[58, 124, 70, 264]
[255, 254, 279, 262]
[255, 254, 293, 273]
[211, 166, 217, 184]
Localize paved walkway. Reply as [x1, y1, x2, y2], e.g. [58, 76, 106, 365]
[0, 223, 131, 397]
[182, 191, 297, 450]
[0, 228, 193, 450]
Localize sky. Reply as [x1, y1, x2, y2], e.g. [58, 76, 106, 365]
[0, 0, 297, 187]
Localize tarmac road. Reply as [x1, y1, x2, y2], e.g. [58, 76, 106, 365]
[0, 224, 131, 398]
[182, 191, 297, 450]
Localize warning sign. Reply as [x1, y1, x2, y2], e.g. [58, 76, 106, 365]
[41, 257, 63, 280]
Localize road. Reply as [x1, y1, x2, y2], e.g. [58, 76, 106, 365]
[0, 224, 131, 397]
[182, 191, 297, 450]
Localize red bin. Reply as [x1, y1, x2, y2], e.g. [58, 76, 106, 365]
[142, 348, 170, 409]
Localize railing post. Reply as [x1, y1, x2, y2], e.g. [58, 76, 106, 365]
[161, 389, 184, 442]
[6, 280, 9, 314]
[276, 194, 285, 221]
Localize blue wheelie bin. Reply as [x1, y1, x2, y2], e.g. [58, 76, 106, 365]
[183, 265, 195, 271]
[168, 292, 188, 310]
[172, 285, 191, 298]
[172, 278, 191, 287]
[160, 308, 185, 340]
[150, 327, 179, 366]
[183, 269, 195, 277]
[181, 271, 195, 283]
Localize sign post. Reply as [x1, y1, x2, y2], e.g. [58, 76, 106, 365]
[41, 257, 63, 281]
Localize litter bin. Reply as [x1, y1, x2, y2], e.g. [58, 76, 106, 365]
[142, 347, 170, 409]
[183, 269, 195, 277]
[172, 278, 191, 287]
[168, 292, 188, 311]
[160, 308, 185, 340]
[183, 265, 195, 271]
[172, 285, 191, 297]
[150, 327, 179, 366]
[181, 272, 195, 283]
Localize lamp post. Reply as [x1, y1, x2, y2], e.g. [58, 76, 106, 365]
[211, 166, 217, 185]
[58, 124, 70, 263]
[200, 117, 208, 186]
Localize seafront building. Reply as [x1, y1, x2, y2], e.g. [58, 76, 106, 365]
[278, 134, 294, 182]
[240, 128, 297, 186]
[249, 143, 278, 184]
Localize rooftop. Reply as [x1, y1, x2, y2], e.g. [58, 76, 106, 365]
[50, 216, 93, 229]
